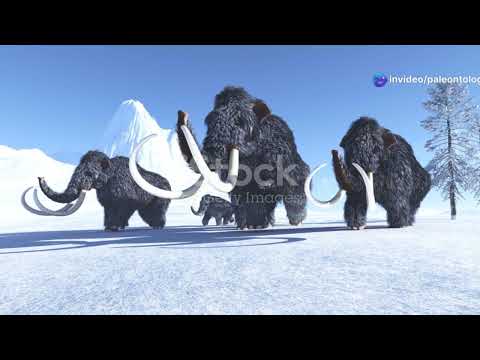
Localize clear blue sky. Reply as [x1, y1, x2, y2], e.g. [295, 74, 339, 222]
[1, 45, 480, 211]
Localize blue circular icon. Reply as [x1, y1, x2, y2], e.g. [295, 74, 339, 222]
[373, 73, 388, 87]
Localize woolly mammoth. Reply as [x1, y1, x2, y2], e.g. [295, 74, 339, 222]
[130, 86, 311, 229]
[22, 151, 171, 231]
[191, 194, 235, 226]
[306, 117, 431, 229]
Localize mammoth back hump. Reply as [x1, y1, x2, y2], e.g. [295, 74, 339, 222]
[257, 115, 295, 143]
[256, 114, 309, 175]
[256, 115, 300, 157]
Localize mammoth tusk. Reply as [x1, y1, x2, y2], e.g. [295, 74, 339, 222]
[21, 187, 52, 216]
[34, 188, 86, 216]
[21, 187, 87, 216]
[352, 163, 376, 210]
[33, 189, 75, 214]
[129, 134, 204, 199]
[180, 122, 238, 193]
[304, 163, 345, 207]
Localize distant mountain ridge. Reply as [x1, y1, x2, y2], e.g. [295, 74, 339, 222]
[49, 150, 84, 165]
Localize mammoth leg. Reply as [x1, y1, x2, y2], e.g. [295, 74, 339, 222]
[104, 205, 121, 232]
[202, 214, 212, 226]
[223, 210, 234, 225]
[235, 208, 247, 229]
[408, 170, 431, 226]
[233, 192, 276, 229]
[105, 203, 136, 231]
[138, 199, 169, 229]
[119, 207, 136, 230]
[284, 187, 307, 226]
[245, 199, 277, 229]
[268, 210, 275, 227]
[408, 193, 422, 226]
[385, 203, 410, 228]
[231, 193, 247, 229]
[344, 192, 367, 230]
[215, 215, 222, 226]
[408, 211, 416, 226]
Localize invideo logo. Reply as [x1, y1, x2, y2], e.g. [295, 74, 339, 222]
[373, 73, 388, 87]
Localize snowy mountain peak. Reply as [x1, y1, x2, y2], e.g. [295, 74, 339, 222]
[101, 100, 193, 190]
[121, 98, 142, 106]
[103, 100, 171, 159]
[117, 99, 154, 122]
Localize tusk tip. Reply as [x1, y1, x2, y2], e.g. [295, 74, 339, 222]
[177, 110, 189, 125]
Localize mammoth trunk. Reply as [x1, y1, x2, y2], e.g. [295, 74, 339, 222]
[38, 177, 80, 204]
[332, 150, 357, 192]
[191, 201, 208, 216]
[331, 150, 376, 210]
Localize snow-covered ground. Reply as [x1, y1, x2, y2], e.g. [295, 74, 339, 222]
[1, 100, 479, 314]
[1, 212, 479, 314]
[2, 158, 479, 315]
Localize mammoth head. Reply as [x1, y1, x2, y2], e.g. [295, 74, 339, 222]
[191, 194, 215, 216]
[70, 151, 112, 191]
[202, 86, 271, 163]
[21, 150, 112, 217]
[340, 117, 397, 174]
[305, 117, 397, 212]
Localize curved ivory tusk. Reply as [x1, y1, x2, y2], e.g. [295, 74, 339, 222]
[352, 163, 376, 210]
[33, 189, 75, 214]
[129, 134, 204, 199]
[53, 191, 86, 216]
[304, 163, 345, 207]
[34, 188, 86, 216]
[21, 187, 87, 216]
[180, 125, 239, 193]
[21, 187, 52, 216]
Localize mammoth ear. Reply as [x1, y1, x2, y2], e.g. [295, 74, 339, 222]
[100, 158, 112, 171]
[382, 131, 397, 149]
[253, 100, 271, 121]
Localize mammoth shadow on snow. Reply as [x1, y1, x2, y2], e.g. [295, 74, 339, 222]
[0, 223, 389, 254]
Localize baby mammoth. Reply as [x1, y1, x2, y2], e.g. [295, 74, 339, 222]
[21, 151, 171, 231]
[191, 195, 235, 226]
